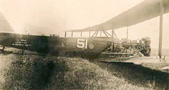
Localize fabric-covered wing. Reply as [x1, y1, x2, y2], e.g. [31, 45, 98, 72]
[70, 0, 169, 32]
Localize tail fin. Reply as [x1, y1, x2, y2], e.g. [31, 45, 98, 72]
[0, 12, 15, 33]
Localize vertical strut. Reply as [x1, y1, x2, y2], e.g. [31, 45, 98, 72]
[81, 32, 82, 37]
[127, 27, 128, 39]
[65, 32, 67, 37]
[71, 31, 73, 37]
[158, 0, 163, 59]
[112, 29, 114, 38]
[89, 31, 90, 37]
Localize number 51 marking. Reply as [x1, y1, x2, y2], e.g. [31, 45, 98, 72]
[76, 39, 88, 49]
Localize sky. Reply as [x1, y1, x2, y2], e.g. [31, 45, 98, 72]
[0, 0, 169, 49]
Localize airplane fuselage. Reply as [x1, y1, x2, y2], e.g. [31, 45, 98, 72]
[0, 33, 121, 59]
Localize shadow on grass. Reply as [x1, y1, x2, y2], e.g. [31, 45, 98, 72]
[99, 62, 169, 89]
[3, 56, 68, 90]
[26, 59, 68, 90]
[28, 60, 55, 89]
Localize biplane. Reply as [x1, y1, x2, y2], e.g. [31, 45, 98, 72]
[0, 0, 168, 59]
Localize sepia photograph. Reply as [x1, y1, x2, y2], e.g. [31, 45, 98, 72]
[0, 0, 169, 90]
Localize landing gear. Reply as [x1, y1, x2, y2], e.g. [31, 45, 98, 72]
[0, 46, 5, 53]
[2, 46, 5, 52]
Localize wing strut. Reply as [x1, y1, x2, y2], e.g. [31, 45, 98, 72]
[158, 0, 164, 59]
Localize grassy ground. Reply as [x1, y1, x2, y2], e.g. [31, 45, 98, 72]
[0, 54, 155, 90]
[141, 63, 169, 71]
[97, 61, 169, 90]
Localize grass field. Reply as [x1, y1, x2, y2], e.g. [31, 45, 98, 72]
[0, 47, 169, 90]
[0, 53, 156, 90]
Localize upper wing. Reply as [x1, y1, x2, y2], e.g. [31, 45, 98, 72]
[69, 0, 169, 32]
